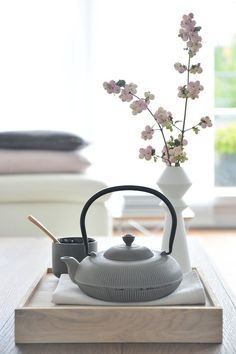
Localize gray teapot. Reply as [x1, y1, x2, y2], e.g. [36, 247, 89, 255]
[61, 185, 182, 302]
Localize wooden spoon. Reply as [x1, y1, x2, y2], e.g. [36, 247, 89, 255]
[28, 215, 60, 243]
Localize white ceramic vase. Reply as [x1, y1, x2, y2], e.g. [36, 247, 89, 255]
[157, 166, 192, 273]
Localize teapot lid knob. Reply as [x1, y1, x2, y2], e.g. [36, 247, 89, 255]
[103, 234, 153, 261]
[122, 234, 135, 247]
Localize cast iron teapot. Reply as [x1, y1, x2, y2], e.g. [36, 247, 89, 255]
[61, 185, 182, 302]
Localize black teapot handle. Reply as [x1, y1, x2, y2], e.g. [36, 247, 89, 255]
[80, 185, 177, 256]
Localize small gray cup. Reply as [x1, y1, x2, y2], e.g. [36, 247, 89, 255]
[52, 237, 97, 277]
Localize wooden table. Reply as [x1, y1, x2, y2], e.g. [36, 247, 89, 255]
[0, 236, 236, 354]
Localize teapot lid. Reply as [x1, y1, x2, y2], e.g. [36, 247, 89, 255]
[103, 234, 154, 261]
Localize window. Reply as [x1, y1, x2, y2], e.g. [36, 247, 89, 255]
[215, 35, 236, 186]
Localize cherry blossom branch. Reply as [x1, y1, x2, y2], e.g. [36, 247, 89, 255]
[180, 54, 191, 146]
[103, 13, 213, 166]
[131, 93, 171, 163]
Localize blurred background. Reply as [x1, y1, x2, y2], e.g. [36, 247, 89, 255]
[0, 0, 236, 228]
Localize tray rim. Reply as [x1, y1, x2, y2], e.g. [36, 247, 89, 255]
[15, 267, 223, 344]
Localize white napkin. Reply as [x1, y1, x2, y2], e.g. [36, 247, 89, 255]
[52, 270, 206, 306]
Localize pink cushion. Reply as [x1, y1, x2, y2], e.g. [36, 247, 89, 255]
[0, 150, 91, 174]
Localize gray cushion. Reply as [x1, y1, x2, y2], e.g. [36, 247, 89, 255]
[0, 130, 88, 151]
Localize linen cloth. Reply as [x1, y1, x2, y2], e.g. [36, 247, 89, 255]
[52, 269, 206, 306]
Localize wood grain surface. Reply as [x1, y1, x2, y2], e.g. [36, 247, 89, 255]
[0, 236, 236, 354]
[14, 269, 222, 344]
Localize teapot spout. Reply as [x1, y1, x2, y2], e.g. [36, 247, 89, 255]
[60, 256, 79, 284]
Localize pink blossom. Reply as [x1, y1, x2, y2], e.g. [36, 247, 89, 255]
[178, 81, 203, 99]
[119, 89, 133, 102]
[188, 31, 201, 43]
[103, 80, 121, 94]
[178, 86, 188, 98]
[181, 13, 195, 32]
[187, 81, 203, 99]
[130, 99, 148, 115]
[179, 13, 202, 56]
[170, 146, 182, 162]
[126, 83, 138, 95]
[179, 14, 195, 41]
[169, 147, 187, 163]
[178, 134, 188, 145]
[119, 83, 138, 102]
[144, 91, 155, 101]
[139, 146, 155, 161]
[154, 107, 172, 127]
[174, 62, 187, 73]
[200, 116, 212, 128]
[187, 38, 202, 54]
[190, 63, 203, 74]
[162, 145, 187, 165]
[141, 125, 154, 140]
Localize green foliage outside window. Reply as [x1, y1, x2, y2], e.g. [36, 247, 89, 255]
[215, 124, 236, 155]
[214, 35, 236, 186]
[215, 35, 236, 107]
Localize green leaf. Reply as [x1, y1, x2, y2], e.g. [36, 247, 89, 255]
[174, 139, 180, 146]
[117, 80, 126, 87]
[174, 120, 182, 124]
[166, 124, 173, 132]
[193, 127, 200, 134]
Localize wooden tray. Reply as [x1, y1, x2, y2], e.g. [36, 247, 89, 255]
[15, 268, 222, 344]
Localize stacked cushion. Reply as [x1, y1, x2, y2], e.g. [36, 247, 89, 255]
[0, 131, 111, 237]
[0, 130, 91, 174]
[0, 130, 88, 150]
